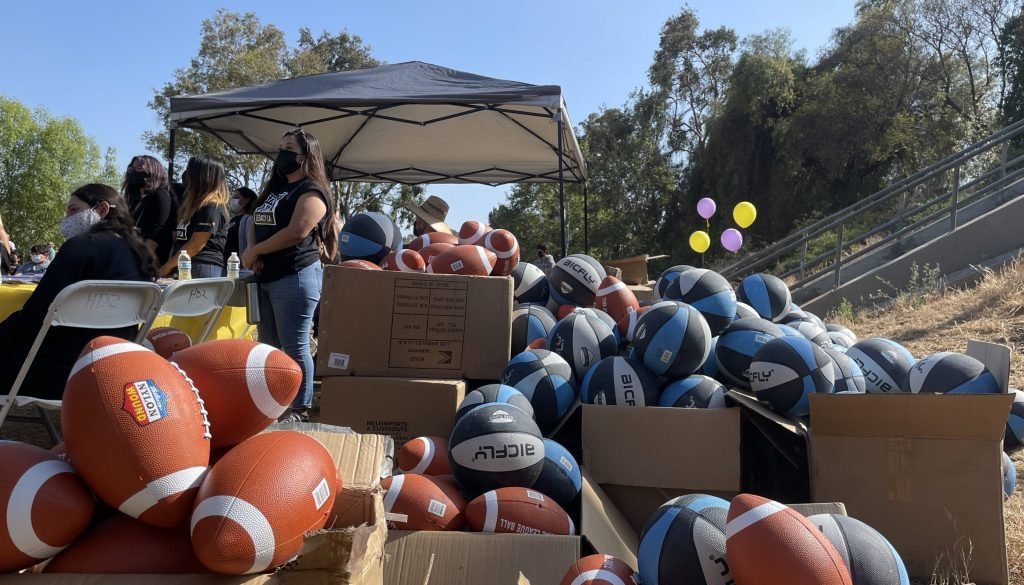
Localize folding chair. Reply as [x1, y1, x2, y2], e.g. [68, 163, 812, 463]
[0, 280, 164, 443]
[141, 277, 236, 344]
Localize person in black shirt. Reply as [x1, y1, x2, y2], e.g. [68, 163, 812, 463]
[224, 186, 257, 264]
[123, 155, 178, 266]
[0, 184, 158, 400]
[160, 155, 230, 278]
[243, 128, 339, 422]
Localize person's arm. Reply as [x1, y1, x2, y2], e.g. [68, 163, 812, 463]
[0, 214, 10, 254]
[0, 240, 88, 342]
[134, 191, 171, 251]
[241, 191, 326, 268]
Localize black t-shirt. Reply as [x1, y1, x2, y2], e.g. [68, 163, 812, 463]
[253, 179, 328, 283]
[133, 187, 179, 265]
[175, 204, 229, 267]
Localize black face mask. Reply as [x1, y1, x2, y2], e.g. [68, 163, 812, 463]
[275, 149, 302, 176]
[126, 169, 149, 188]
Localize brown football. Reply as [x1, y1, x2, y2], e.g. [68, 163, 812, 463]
[143, 327, 193, 359]
[407, 232, 459, 251]
[338, 259, 382, 270]
[397, 436, 451, 476]
[483, 229, 520, 276]
[381, 249, 426, 273]
[466, 487, 574, 535]
[428, 245, 497, 277]
[381, 473, 466, 531]
[458, 220, 492, 246]
[595, 276, 640, 323]
[560, 554, 640, 585]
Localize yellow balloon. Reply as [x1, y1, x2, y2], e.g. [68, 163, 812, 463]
[689, 230, 711, 254]
[733, 201, 757, 228]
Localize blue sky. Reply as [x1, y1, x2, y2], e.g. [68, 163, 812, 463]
[1, 1, 854, 230]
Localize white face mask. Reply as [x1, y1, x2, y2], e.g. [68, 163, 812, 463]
[30, 254, 43, 264]
[60, 208, 102, 240]
[229, 199, 242, 214]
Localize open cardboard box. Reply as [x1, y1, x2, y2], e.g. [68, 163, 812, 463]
[8, 430, 390, 585]
[730, 340, 1015, 585]
[317, 267, 513, 380]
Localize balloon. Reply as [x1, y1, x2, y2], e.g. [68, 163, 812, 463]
[721, 228, 744, 252]
[733, 201, 757, 228]
[689, 230, 711, 254]
[697, 197, 717, 219]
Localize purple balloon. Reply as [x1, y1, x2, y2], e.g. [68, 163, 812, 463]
[697, 197, 717, 219]
[721, 228, 743, 252]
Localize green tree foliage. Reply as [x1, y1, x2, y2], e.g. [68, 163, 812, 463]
[0, 96, 112, 247]
[999, 12, 1024, 125]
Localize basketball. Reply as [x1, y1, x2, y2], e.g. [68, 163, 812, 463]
[455, 384, 535, 422]
[808, 513, 911, 585]
[511, 304, 557, 356]
[750, 336, 835, 417]
[824, 346, 866, 394]
[659, 375, 727, 408]
[845, 338, 916, 394]
[448, 404, 545, 496]
[903, 351, 1000, 394]
[663, 268, 736, 336]
[548, 254, 606, 307]
[547, 309, 619, 383]
[653, 265, 695, 302]
[501, 349, 576, 435]
[631, 300, 712, 379]
[511, 262, 550, 304]
[531, 439, 582, 508]
[581, 356, 660, 406]
[339, 211, 402, 263]
[638, 494, 731, 585]
[1006, 389, 1024, 453]
[735, 273, 792, 322]
[735, 301, 759, 320]
[715, 318, 785, 389]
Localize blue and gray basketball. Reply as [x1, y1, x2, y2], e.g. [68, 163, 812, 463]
[735, 273, 792, 322]
[654, 264, 696, 301]
[639, 494, 732, 585]
[749, 336, 835, 417]
[824, 346, 866, 394]
[845, 338, 916, 394]
[531, 439, 582, 508]
[808, 514, 911, 585]
[715, 318, 785, 389]
[502, 349, 576, 435]
[631, 301, 712, 379]
[827, 323, 859, 345]
[1005, 389, 1024, 453]
[734, 301, 759, 321]
[902, 351, 1000, 394]
[581, 356, 660, 406]
[547, 311, 618, 384]
[339, 211, 402, 263]
[511, 262, 550, 305]
[700, 336, 721, 379]
[659, 375, 727, 408]
[783, 315, 832, 349]
[1004, 451, 1016, 500]
[663, 268, 737, 336]
[455, 384, 534, 422]
[511, 304, 557, 356]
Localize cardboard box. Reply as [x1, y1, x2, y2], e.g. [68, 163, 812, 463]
[317, 267, 513, 380]
[319, 377, 465, 448]
[9, 429, 389, 584]
[581, 403, 742, 534]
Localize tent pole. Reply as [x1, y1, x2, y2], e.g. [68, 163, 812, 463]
[168, 126, 177, 180]
[557, 115, 567, 259]
[583, 183, 589, 255]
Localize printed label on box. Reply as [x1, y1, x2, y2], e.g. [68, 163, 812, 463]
[388, 279, 470, 369]
[389, 339, 464, 369]
[328, 353, 350, 370]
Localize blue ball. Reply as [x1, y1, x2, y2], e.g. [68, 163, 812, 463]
[845, 338, 916, 394]
[632, 301, 712, 379]
[1005, 389, 1024, 453]
[902, 352, 1000, 394]
[1004, 451, 1017, 500]
[659, 375, 727, 408]
[530, 439, 582, 508]
[735, 273, 792, 322]
[502, 349, 577, 435]
[749, 336, 835, 417]
[700, 336, 721, 379]
[455, 384, 534, 422]
[639, 494, 730, 585]
[715, 318, 785, 389]
[339, 211, 402, 263]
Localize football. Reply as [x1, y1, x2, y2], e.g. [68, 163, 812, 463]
[561, 554, 639, 585]
[397, 436, 452, 476]
[594, 275, 640, 322]
[407, 231, 459, 251]
[428, 244, 497, 276]
[458, 220, 492, 245]
[726, 493, 852, 585]
[381, 473, 466, 531]
[172, 340, 302, 449]
[190, 431, 341, 575]
[142, 327, 192, 359]
[417, 242, 456, 267]
[62, 336, 211, 528]
[483, 229, 520, 276]
[338, 259, 382, 270]
[43, 514, 208, 574]
[381, 249, 426, 273]
[0, 441, 94, 573]
[465, 487, 575, 535]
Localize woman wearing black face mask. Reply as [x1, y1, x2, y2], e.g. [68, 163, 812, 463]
[244, 128, 339, 422]
[122, 155, 178, 265]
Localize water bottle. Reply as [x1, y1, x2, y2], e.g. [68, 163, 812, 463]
[177, 249, 192, 280]
[227, 252, 240, 279]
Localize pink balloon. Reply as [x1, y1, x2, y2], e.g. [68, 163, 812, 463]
[721, 228, 743, 252]
[697, 197, 717, 219]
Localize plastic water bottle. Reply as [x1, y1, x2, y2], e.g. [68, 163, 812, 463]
[227, 252, 240, 279]
[177, 249, 192, 280]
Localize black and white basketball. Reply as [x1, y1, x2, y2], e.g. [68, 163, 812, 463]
[511, 304, 557, 356]
[824, 346, 866, 394]
[547, 310, 618, 384]
[734, 301, 759, 321]
[902, 352, 1000, 394]
[548, 254, 606, 307]
[659, 375, 727, 408]
[735, 273, 792, 322]
[455, 384, 535, 422]
[826, 324, 858, 345]
[511, 262, 550, 305]
[808, 514, 911, 585]
[654, 265, 696, 301]
[638, 494, 732, 585]
[339, 211, 402, 263]
[448, 403, 545, 496]
[845, 338, 916, 394]
[501, 349, 577, 435]
[581, 356, 660, 407]
[828, 331, 856, 349]
[750, 336, 835, 416]
[530, 439, 582, 508]
[715, 318, 785, 389]
[663, 268, 737, 336]
[783, 316, 833, 349]
[1005, 389, 1024, 453]
[631, 301, 712, 379]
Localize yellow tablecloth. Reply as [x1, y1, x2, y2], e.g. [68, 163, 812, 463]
[0, 282, 253, 342]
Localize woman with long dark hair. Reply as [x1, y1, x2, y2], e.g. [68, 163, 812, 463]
[0, 184, 158, 399]
[224, 186, 258, 263]
[160, 155, 230, 278]
[242, 128, 339, 422]
[122, 155, 178, 265]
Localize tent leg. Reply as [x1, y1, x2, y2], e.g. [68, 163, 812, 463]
[583, 183, 589, 255]
[557, 116, 567, 259]
[168, 127, 177, 180]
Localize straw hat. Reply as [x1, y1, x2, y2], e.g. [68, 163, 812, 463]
[404, 195, 453, 235]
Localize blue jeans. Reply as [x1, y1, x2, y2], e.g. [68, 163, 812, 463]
[257, 262, 322, 411]
[192, 263, 224, 278]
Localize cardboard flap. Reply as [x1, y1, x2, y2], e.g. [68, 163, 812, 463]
[966, 339, 1011, 393]
[580, 471, 640, 568]
[790, 502, 848, 517]
[582, 404, 741, 491]
[809, 393, 1013, 441]
[302, 432, 390, 489]
[727, 390, 808, 437]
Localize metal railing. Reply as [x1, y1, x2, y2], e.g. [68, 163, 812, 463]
[720, 118, 1024, 292]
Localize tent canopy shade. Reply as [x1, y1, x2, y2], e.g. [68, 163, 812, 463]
[169, 61, 587, 186]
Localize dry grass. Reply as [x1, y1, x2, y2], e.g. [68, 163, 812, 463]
[832, 256, 1024, 585]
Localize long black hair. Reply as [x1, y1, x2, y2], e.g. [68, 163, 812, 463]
[121, 155, 170, 212]
[71, 183, 158, 279]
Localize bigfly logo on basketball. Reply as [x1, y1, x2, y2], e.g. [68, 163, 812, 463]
[122, 380, 168, 426]
[750, 367, 775, 383]
[560, 258, 599, 285]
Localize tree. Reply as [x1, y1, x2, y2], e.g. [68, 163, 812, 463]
[999, 12, 1024, 125]
[0, 96, 112, 246]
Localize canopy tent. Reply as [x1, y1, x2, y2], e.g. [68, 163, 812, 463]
[169, 61, 588, 255]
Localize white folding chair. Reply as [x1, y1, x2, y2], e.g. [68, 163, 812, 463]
[0, 280, 164, 442]
[142, 277, 236, 344]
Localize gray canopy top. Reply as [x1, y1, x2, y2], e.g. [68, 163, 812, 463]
[169, 60, 587, 186]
